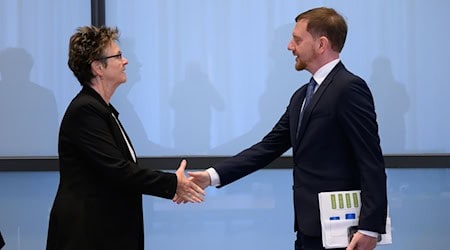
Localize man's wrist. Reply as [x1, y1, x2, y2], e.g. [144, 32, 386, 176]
[358, 229, 379, 238]
[206, 167, 221, 186]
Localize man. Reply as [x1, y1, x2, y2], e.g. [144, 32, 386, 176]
[185, 7, 387, 250]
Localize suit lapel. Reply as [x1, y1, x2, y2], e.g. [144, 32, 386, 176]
[295, 62, 344, 145]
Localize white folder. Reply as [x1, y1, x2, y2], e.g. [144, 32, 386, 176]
[318, 190, 392, 249]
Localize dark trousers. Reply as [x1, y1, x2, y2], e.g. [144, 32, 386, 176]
[295, 231, 345, 250]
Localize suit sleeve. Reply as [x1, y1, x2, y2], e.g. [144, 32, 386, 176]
[214, 107, 292, 187]
[337, 78, 388, 233]
[61, 101, 177, 199]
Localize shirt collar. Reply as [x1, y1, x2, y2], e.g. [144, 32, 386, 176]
[312, 58, 340, 85]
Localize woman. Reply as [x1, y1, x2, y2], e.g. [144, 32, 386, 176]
[46, 26, 204, 250]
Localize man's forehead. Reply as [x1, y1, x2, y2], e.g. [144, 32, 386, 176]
[292, 20, 307, 36]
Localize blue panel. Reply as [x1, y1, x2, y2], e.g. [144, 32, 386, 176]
[0, 169, 449, 249]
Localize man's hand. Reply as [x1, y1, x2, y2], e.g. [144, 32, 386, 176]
[173, 169, 212, 204]
[174, 160, 205, 204]
[346, 232, 377, 250]
[188, 170, 211, 189]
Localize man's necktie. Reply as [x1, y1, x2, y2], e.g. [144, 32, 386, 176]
[296, 77, 317, 138]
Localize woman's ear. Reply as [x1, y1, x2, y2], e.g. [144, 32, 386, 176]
[91, 60, 103, 77]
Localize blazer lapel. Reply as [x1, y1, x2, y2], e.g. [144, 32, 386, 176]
[110, 108, 137, 164]
[82, 86, 137, 163]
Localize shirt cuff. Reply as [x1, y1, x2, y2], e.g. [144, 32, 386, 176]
[358, 229, 379, 238]
[206, 167, 221, 187]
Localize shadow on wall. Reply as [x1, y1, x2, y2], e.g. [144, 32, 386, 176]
[369, 57, 410, 154]
[170, 62, 225, 155]
[111, 38, 175, 156]
[0, 47, 58, 156]
[208, 23, 303, 154]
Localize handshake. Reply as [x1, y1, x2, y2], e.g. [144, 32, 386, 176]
[173, 159, 211, 204]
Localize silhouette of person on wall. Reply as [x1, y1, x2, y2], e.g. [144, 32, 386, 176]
[0, 47, 58, 156]
[370, 57, 409, 153]
[111, 38, 174, 156]
[170, 62, 225, 154]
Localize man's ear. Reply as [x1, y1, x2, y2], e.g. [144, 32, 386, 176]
[317, 36, 330, 53]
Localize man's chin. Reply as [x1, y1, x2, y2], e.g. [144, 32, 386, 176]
[295, 60, 306, 71]
[295, 64, 305, 71]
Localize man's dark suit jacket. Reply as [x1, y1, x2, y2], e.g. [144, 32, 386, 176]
[47, 86, 177, 250]
[213, 62, 387, 237]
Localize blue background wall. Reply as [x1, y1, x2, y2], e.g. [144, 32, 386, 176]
[1, 1, 450, 249]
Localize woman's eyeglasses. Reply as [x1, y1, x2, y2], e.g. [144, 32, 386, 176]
[98, 53, 122, 60]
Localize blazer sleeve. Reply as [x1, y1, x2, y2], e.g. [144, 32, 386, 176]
[337, 77, 388, 233]
[0, 229, 4, 248]
[60, 99, 177, 199]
